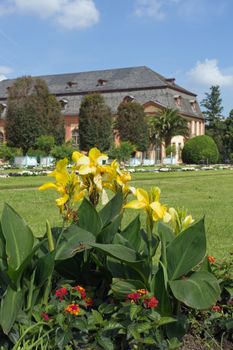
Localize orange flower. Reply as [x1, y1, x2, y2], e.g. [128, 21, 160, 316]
[85, 297, 94, 307]
[137, 289, 148, 295]
[208, 256, 215, 264]
[74, 285, 86, 299]
[65, 304, 80, 316]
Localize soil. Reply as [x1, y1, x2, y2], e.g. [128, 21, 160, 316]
[179, 334, 233, 350]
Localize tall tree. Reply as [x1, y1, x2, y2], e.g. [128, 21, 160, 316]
[201, 85, 223, 128]
[148, 108, 189, 149]
[115, 101, 149, 152]
[5, 76, 64, 154]
[79, 93, 112, 151]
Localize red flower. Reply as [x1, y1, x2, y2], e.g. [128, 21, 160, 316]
[85, 297, 94, 307]
[55, 287, 68, 301]
[41, 312, 50, 322]
[211, 305, 221, 312]
[208, 256, 215, 264]
[74, 285, 86, 299]
[143, 296, 159, 309]
[65, 303, 80, 316]
[127, 292, 141, 301]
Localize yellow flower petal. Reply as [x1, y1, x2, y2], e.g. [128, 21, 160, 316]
[72, 151, 83, 163]
[124, 200, 147, 209]
[56, 158, 68, 171]
[79, 165, 96, 175]
[56, 194, 69, 206]
[73, 191, 85, 202]
[76, 155, 90, 167]
[89, 148, 102, 162]
[182, 215, 194, 230]
[136, 188, 149, 206]
[39, 182, 57, 190]
[150, 201, 167, 219]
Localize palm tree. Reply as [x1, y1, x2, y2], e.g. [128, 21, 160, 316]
[148, 108, 189, 149]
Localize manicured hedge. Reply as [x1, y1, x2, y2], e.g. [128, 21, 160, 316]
[182, 135, 219, 164]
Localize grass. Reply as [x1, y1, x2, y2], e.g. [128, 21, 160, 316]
[0, 170, 232, 259]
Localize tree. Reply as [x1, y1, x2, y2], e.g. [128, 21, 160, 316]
[182, 135, 219, 164]
[36, 135, 55, 156]
[115, 101, 149, 152]
[201, 85, 223, 128]
[108, 141, 136, 163]
[148, 108, 189, 149]
[5, 76, 64, 154]
[79, 93, 112, 152]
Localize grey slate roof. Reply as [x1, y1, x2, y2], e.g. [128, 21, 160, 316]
[0, 66, 203, 119]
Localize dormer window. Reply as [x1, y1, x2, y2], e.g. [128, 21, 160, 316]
[59, 99, 68, 109]
[0, 103, 6, 114]
[123, 95, 134, 103]
[166, 78, 176, 85]
[174, 95, 181, 107]
[96, 79, 108, 86]
[190, 99, 197, 112]
[66, 81, 77, 88]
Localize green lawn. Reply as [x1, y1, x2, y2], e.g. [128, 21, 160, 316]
[0, 170, 232, 259]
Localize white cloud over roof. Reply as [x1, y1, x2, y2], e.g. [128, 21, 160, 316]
[188, 59, 233, 87]
[0, 0, 100, 29]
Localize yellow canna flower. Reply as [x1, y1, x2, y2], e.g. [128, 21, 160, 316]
[103, 160, 132, 194]
[124, 187, 170, 223]
[168, 207, 194, 234]
[39, 158, 85, 213]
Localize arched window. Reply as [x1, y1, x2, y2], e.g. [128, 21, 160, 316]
[0, 132, 4, 145]
[72, 129, 79, 146]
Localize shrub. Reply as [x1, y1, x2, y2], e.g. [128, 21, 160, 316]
[51, 142, 76, 161]
[0, 145, 15, 162]
[182, 135, 219, 164]
[108, 141, 136, 163]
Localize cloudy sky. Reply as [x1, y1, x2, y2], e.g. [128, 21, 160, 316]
[0, 0, 232, 115]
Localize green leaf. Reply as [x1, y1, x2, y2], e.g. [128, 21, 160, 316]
[128, 324, 140, 340]
[98, 303, 116, 315]
[1, 203, 34, 274]
[0, 286, 23, 334]
[121, 215, 142, 251]
[152, 264, 171, 315]
[92, 310, 104, 325]
[167, 218, 206, 280]
[97, 335, 114, 350]
[158, 221, 175, 244]
[107, 256, 144, 281]
[35, 251, 55, 287]
[78, 198, 102, 236]
[111, 278, 146, 298]
[55, 226, 95, 260]
[169, 271, 220, 309]
[97, 214, 122, 244]
[99, 191, 123, 226]
[130, 303, 141, 321]
[158, 317, 177, 327]
[88, 242, 142, 263]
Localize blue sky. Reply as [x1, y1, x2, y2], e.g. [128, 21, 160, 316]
[0, 0, 232, 115]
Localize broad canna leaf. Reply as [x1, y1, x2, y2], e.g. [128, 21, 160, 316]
[157, 221, 175, 245]
[111, 278, 147, 298]
[99, 191, 123, 227]
[1, 203, 34, 276]
[166, 218, 206, 280]
[169, 271, 220, 309]
[35, 251, 55, 287]
[78, 198, 102, 236]
[121, 215, 142, 251]
[55, 225, 95, 260]
[88, 242, 142, 263]
[0, 286, 23, 334]
[97, 214, 122, 244]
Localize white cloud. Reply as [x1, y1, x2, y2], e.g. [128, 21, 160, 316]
[134, 0, 182, 20]
[187, 59, 233, 87]
[0, 65, 12, 80]
[0, 0, 100, 29]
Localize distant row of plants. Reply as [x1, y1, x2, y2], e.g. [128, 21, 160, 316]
[0, 147, 230, 349]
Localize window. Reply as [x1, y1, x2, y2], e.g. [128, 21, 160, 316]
[96, 79, 108, 86]
[0, 103, 6, 115]
[72, 129, 79, 146]
[66, 81, 77, 89]
[178, 143, 182, 160]
[0, 132, 4, 145]
[123, 95, 134, 103]
[190, 100, 197, 112]
[174, 95, 181, 107]
[59, 99, 68, 110]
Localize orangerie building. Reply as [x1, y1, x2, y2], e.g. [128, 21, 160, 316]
[0, 66, 204, 164]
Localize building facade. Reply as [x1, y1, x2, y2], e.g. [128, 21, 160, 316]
[0, 66, 204, 163]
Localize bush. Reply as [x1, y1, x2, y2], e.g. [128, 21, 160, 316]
[0, 145, 15, 162]
[51, 143, 77, 161]
[108, 141, 136, 163]
[182, 135, 219, 164]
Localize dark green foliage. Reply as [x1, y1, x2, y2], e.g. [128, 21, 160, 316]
[201, 85, 223, 128]
[79, 93, 112, 151]
[182, 135, 219, 164]
[36, 135, 55, 156]
[5, 77, 64, 154]
[148, 108, 189, 149]
[0, 145, 14, 162]
[115, 101, 149, 152]
[50, 143, 76, 161]
[108, 141, 136, 163]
